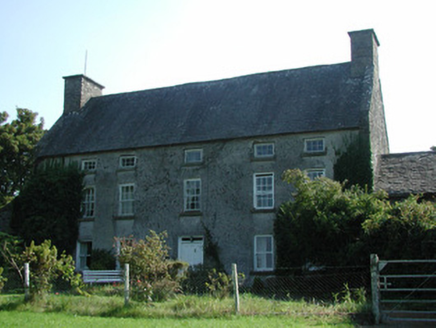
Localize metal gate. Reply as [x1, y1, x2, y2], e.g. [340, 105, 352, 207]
[371, 254, 436, 324]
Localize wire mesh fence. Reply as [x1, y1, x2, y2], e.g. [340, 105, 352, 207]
[182, 265, 370, 303]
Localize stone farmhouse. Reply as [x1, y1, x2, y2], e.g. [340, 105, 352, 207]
[37, 29, 389, 274]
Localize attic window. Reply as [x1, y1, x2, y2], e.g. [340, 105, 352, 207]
[254, 143, 274, 158]
[185, 149, 203, 164]
[120, 156, 136, 168]
[306, 169, 326, 180]
[82, 159, 97, 171]
[304, 138, 325, 153]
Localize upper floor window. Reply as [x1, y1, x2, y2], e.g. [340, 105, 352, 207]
[185, 149, 203, 164]
[184, 179, 201, 211]
[306, 169, 326, 180]
[304, 138, 325, 153]
[81, 159, 97, 171]
[254, 235, 274, 271]
[254, 173, 274, 209]
[82, 187, 95, 218]
[254, 143, 274, 158]
[120, 156, 136, 168]
[119, 184, 135, 216]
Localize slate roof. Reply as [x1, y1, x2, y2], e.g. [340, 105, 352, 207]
[375, 152, 436, 198]
[37, 62, 366, 157]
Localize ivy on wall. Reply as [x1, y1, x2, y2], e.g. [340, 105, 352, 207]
[334, 134, 373, 190]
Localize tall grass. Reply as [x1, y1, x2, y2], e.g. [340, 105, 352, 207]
[0, 291, 372, 325]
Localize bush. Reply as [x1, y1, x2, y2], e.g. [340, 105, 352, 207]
[116, 230, 188, 302]
[0, 267, 7, 292]
[275, 169, 436, 268]
[18, 240, 82, 300]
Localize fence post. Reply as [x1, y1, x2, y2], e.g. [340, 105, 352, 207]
[370, 254, 381, 324]
[124, 263, 130, 306]
[24, 262, 30, 302]
[232, 263, 240, 314]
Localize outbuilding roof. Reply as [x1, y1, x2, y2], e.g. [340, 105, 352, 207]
[375, 151, 436, 198]
[37, 62, 365, 157]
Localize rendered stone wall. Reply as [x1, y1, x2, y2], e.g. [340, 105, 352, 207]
[65, 129, 355, 275]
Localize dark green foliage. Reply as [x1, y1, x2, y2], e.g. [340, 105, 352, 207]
[89, 249, 116, 270]
[0, 109, 45, 207]
[334, 134, 373, 190]
[275, 169, 436, 269]
[363, 195, 436, 259]
[10, 163, 83, 254]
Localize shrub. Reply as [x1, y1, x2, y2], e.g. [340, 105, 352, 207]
[18, 240, 82, 300]
[0, 267, 7, 292]
[276, 169, 436, 268]
[205, 269, 232, 299]
[116, 230, 188, 302]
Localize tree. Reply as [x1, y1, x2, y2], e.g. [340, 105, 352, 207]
[10, 163, 84, 254]
[275, 169, 436, 269]
[0, 109, 45, 206]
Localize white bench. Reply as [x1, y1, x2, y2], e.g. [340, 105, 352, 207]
[82, 270, 124, 284]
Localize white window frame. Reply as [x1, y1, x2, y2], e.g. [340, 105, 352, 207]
[184, 149, 203, 164]
[120, 156, 137, 168]
[119, 183, 135, 216]
[184, 179, 201, 211]
[253, 173, 274, 209]
[306, 169, 326, 180]
[254, 143, 274, 158]
[76, 241, 92, 271]
[81, 159, 97, 171]
[304, 138, 325, 153]
[82, 187, 95, 218]
[254, 235, 274, 272]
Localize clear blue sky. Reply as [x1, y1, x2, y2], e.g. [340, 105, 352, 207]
[1, 0, 435, 153]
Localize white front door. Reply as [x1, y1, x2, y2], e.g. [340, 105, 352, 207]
[178, 236, 204, 266]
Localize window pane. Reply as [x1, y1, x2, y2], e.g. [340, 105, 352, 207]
[255, 143, 274, 157]
[185, 150, 203, 163]
[82, 160, 96, 171]
[184, 179, 201, 211]
[82, 187, 95, 217]
[255, 236, 273, 271]
[120, 156, 136, 168]
[120, 185, 134, 215]
[254, 174, 274, 209]
[305, 139, 325, 153]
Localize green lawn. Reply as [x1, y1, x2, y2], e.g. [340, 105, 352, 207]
[0, 312, 356, 328]
[0, 293, 369, 327]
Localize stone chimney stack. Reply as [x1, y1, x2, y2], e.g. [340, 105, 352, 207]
[348, 29, 380, 77]
[63, 75, 105, 114]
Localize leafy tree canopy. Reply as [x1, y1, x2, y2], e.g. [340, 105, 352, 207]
[275, 169, 436, 269]
[10, 163, 84, 255]
[0, 108, 45, 206]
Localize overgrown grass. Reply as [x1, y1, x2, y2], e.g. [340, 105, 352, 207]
[0, 291, 372, 326]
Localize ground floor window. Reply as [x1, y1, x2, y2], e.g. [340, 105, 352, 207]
[76, 241, 92, 270]
[254, 235, 274, 271]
